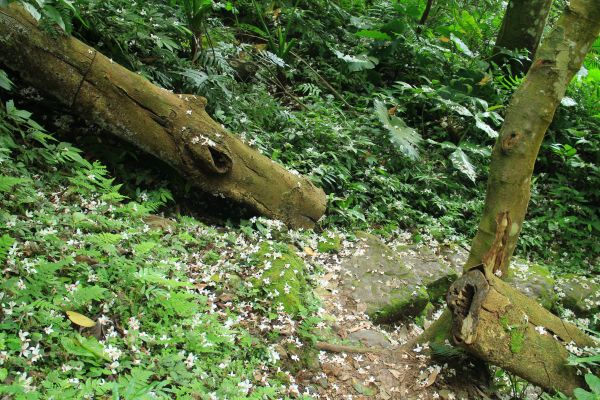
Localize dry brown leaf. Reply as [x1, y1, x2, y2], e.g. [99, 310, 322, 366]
[424, 368, 440, 387]
[304, 247, 315, 256]
[389, 369, 403, 379]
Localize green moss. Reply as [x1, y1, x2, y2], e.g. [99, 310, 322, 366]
[500, 313, 526, 353]
[317, 234, 342, 253]
[372, 285, 429, 323]
[510, 330, 525, 353]
[415, 301, 435, 328]
[253, 242, 309, 314]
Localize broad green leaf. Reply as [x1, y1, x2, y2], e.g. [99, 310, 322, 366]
[355, 30, 391, 41]
[43, 5, 65, 31]
[374, 100, 421, 160]
[334, 50, 378, 72]
[573, 388, 596, 400]
[475, 116, 498, 138]
[61, 335, 110, 362]
[22, 2, 41, 20]
[561, 97, 577, 107]
[450, 33, 474, 57]
[0, 69, 12, 91]
[585, 373, 600, 394]
[450, 147, 476, 182]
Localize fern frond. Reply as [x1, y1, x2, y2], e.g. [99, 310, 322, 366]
[430, 342, 467, 360]
[0, 234, 15, 264]
[0, 175, 30, 192]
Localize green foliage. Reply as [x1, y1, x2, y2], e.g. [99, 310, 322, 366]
[573, 374, 600, 400]
[374, 99, 421, 160]
[2, 0, 600, 396]
[0, 96, 324, 398]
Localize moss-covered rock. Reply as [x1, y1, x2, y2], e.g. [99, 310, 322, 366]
[506, 262, 557, 310]
[339, 232, 430, 323]
[555, 274, 600, 317]
[401, 245, 459, 302]
[253, 242, 309, 314]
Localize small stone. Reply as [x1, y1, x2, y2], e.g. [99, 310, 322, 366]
[352, 379, 378, 396]
[315, 377, 329, 389]
[348, 329, 392, 348]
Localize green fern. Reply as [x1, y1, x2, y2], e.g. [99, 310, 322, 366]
[430, 342, 467, 360]
[0, 234, 15, 264]
[0, 175, 29, 193]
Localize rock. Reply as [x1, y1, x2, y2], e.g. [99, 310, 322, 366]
[352, 379, 378, 396]
[376, 369, 397, 387]
[506, 262, 557, 310]
[142, 215, 175, 231]
[314, 376, 329, 389]
[348, 329, 392, 348]
[399, 245, 458, 301]
[555, 274, 600, 316]
[252, 242, 309, 314]
[438, 244, 469, 274]
[340, 233, 429, 323]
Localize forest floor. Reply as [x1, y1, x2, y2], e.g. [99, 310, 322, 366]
[296, 237, 544, 400]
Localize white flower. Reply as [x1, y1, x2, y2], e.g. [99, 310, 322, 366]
[184, 352, 197, 369]
[104, 344, 122, 361]
[535, 326, 547, 335]
[44, 325, 54, 335]
[128, 317, 140, 331]
[238, 379, 253, 395]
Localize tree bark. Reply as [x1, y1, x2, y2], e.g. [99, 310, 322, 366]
[0, 5, 327, 229]
[409, 0, 599, 393]
[447, 268, 595, 395]
[492, 0, 554, 73]
[466, 0, 600, 274]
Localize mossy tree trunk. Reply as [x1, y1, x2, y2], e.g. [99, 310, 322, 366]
[492, 0, 554, 72]
[447, 268, 595, 395]
[449, 0, 600, 395]
[466, 0, 600, 275]
[411, 0, 600, 395]
[0, 5, 327, 229]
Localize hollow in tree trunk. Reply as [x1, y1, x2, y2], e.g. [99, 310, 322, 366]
[0, 5, 327, 229]
[412, 0, 599, 395]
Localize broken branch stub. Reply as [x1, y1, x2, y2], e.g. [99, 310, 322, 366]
[447, 269, 596, 395]
[0, 5, 327, 228]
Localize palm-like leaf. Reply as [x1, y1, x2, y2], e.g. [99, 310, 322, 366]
[374, 100, 422, 160]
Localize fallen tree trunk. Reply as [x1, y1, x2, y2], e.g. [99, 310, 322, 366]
[0, 5, 327, 228]
[447, 268, 596, 395]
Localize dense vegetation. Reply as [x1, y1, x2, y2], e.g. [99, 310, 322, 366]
[0, 0, 598, 398]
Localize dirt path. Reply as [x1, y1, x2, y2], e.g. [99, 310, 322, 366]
[294, 235, 496, 400]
